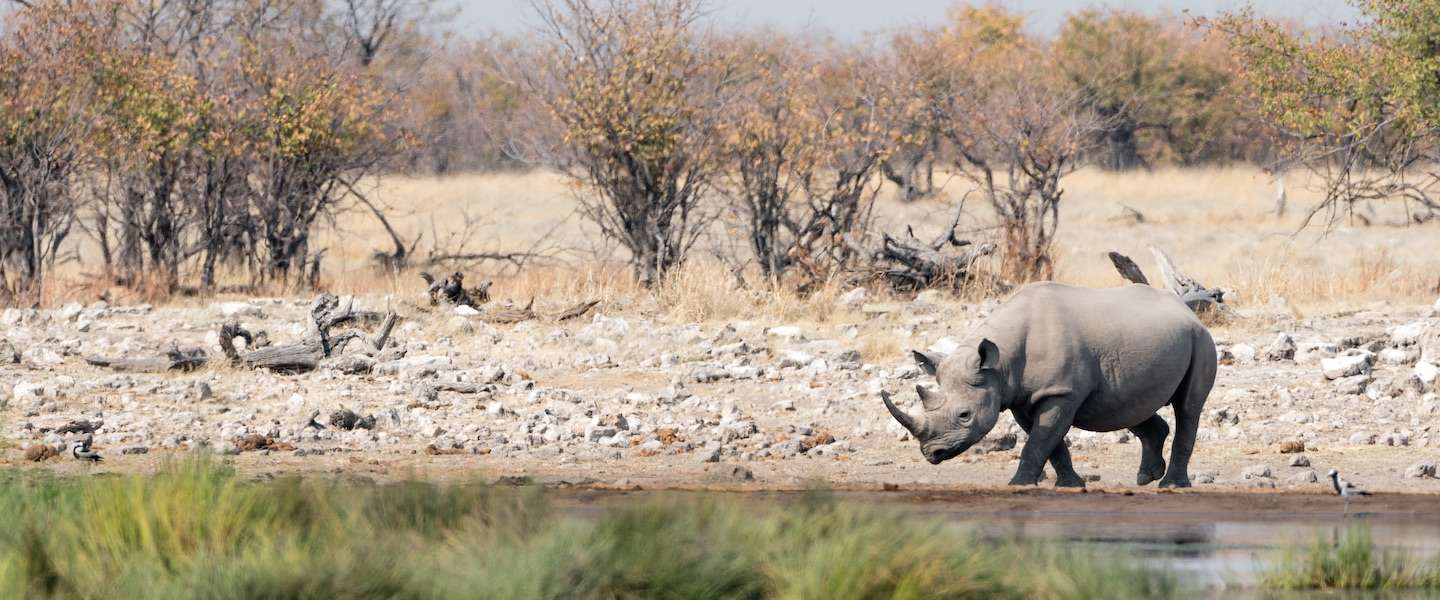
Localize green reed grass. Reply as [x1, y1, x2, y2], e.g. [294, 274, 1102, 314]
[1265, 525, 1440, 591]
[0, 460, 1177, 599]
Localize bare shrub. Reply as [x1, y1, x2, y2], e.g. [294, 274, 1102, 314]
[896, 7, 1103, 281]
[720, 35, 893, 287]
[532, 0, 733, 287]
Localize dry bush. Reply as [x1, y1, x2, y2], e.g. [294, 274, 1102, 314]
[718, 34, 893, 287]
[531, 0, 734, 287]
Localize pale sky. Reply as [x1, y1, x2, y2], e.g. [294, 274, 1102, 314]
[461, 0, 1361, 37]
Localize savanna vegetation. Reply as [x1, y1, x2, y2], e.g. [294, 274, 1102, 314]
[0, 460, 1181, 599]
[1, 0, 1436, 305]
[1265, 525, 1440, 591]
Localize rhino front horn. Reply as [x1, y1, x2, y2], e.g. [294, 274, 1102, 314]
[881, 390, 920, 436]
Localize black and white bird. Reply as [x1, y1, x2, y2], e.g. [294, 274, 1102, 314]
[1328, 469, 1368, 514]
[70, 438, 102, 463]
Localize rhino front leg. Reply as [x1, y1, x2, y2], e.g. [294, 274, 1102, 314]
[1010, 395, 1079, 486]
[1011, 408, 1085, 488]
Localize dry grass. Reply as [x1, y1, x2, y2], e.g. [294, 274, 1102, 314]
[28, 166, 1440, 317]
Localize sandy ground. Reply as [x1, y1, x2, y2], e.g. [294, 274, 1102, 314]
[4, 289, 1439, 500]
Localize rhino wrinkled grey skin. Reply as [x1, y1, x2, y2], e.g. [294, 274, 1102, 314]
[884, 282, 1217, 488]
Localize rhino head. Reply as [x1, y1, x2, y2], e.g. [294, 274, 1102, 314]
[883, 338, 1003, 465]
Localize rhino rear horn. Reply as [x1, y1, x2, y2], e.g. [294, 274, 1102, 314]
[881, 390, 920, 436]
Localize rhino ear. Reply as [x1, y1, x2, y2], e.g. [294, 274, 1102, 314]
[916, 384, 946, 411]
[911, 350, 943, 377]
[977, 338, 1000, 372]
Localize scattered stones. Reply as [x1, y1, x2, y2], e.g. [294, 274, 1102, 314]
[1348, 432, 1377, 446]
[1230, 344, 1257, 363]
[23, 444, 59, 462]
[234, 434, 294, 452]
[1321, 350, 1374, 380]
[765, 326, 803, 341]
[1262, 333, 1296, 361]
[329, 408, 376, 431]
[1404, 461, 1438, 479]
[1288, 454, 1311, 467]
[120, 446, 150, 455]
[1286, 470, 1318, 485]
[1333, 374, 1372, 396]
[1241, 464, 1272, 479]
[800, 430, 836, 452]
[1278, 440, 1306, 454]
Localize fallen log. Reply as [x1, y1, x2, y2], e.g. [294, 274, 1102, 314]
[219, 294, 400, 373]
[85, 345, 208, 372]
[843, 221, 994, 292]
[1106, 251, 1150, 286]
[550, 300, 600, 322]
[482, 298, 536, 325]
[1107, 246, 1227, 314]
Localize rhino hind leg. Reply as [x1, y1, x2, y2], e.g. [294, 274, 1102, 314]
[1130, 415, 1170, 486]
[1159, 342, 1218, 489]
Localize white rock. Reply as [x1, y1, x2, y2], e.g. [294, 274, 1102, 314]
[836, 287, 867, 308]
[218, 302, 262, 317]
[1262, 333, 1296, 361]
[1279, 411, 1311, 424]
[21, 347, 64, 369]
[1242, 464, 1272, 479]
[1286, 470, 1318, 485]
[12, 382, 48, 402]
[57, 302, 84, 321]
[779, 350, 815, 369]
[1321, 351, 1373, 380]
[1333, 374, 1371, 396]
[1231, 344, 1257, 363]
[927, 337, 962, 356]
[453, 305, 480, 316]
[1392, 321, 1429, 345]
[727, 365, 760, 379]
[1416, 361, 1439, 386]
[766, 326, 804, 341]
[1379, 348, 1418, 366]
[1348, 431, 1377, 445]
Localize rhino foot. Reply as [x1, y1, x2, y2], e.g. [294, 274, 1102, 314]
[1054, 472, 1086, 488]
[1157, 476, 1191, 489]
[1137, 459, 1167, 486]
[1007, 473, 1043, 487]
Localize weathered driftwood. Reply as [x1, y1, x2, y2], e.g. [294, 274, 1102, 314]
[220, 294, 399, 372]
[414, 380, 495, 403]
[1107, 246, 1227, 314]
[85, 345, 208, 372]
[872, 231, 994, 292]
[419, 271, 490, 307]
[1106, 251, 1150, 286]
[483, 298, 536, 324]
[1148, 246, 1226, 312]
[550, 300, 600, 322]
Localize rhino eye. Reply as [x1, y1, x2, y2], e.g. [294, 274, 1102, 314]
[957, 410, 972, 422]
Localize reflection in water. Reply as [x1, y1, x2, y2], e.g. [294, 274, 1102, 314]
[936, 511, 1440, 588]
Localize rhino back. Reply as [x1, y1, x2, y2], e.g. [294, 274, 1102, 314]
[985, 283, 1210, 430]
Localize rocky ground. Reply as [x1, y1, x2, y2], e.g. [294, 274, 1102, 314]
[3, 289, 1440, 495]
